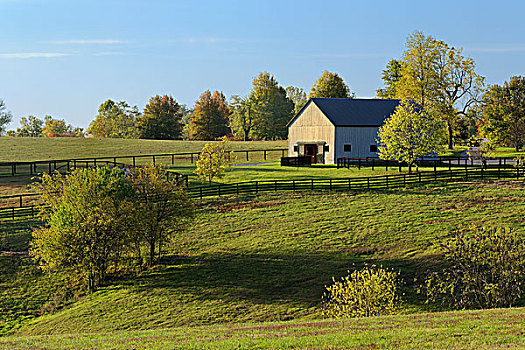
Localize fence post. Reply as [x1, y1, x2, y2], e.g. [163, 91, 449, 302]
[94, 159, 97, 167]
[418, 172, 421, 183]
[48, 162, 51, 173]
[19, 195, 23, 208]
[372, 159, 375, 171]
[113, 157, 117, 166]
[171, 155, 175, 165]
[403, 174, 406, 186]
[398, 163, 401, 172]
[367, 177, 370, 189]
[12, 164, 15, 176]
[275, 181, 277, 191]
[449, 159, 451, 171]
[200, 187, 202, 199]
[281, 149, 285, 158]
[246, 151, 249, 162]
[498, 158, 501, 179]
[311, 179, 314, 190]
[191, 153, 194, 164]
[386, 159, 388, 171]
[152, 155, 156, 166]
[386, 175, 389, 188]
[481, 167, 484, 179]
[293, 180, 296, 191]
[358, 159, 361, 170]
[256, 181, 259, 193]
[465, 167, 468, 180]
[218, 184, 221, 197]
[330, 179, 332, 191]
[236, 183, 239, 195]
[264, 150, 267, 161]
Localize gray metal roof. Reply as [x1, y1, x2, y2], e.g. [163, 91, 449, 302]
[306, 98, 401, 127]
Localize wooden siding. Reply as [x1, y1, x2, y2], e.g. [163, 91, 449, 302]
[288, 103, 335, 163]
[335, 126, 380, 160]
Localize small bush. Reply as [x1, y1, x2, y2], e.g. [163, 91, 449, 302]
[423, 226, 525, 309]
[322, 265, 401, 318]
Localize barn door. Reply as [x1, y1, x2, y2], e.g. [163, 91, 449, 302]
[304, 144, 317, 164]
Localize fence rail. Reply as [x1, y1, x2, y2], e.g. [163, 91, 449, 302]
[0, 148, 288, 178]
[336, 156, 515, 171]
[2, 166, 523, 222]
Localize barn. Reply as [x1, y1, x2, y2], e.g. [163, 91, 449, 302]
[287, 98, 401, 164]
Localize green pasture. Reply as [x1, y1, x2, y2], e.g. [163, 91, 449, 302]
[1, 181, 524, 337]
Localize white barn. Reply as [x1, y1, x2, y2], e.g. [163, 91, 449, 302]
[287, 98, 401, 164]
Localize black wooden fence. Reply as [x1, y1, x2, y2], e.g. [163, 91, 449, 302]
[0, 148, 287, 178]
[2, 166, 523, 222]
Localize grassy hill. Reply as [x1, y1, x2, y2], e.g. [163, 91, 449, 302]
[0, 137, 287, 162]
[1, 307, 524, 349]
[1, 180, 524, 339]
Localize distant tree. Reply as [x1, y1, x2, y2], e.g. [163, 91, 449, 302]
[229, 95, 254, 141]
[31, 167, 135, 292]
[180, 104, 194, 140]
[42, 116, 83, 137]
[194, 137, 235, 183]
[482, 76, 525, 151]
[377, 100, 445, 173]
[137, 95, 183, 140]
[286, 86, 308, 114]
[309, 71, 352, 99]
[16, 115, 44, 137]
[129, 166, 194, 266]
[376, 59, 403, 99]
[249, 72, 294, 140]
[189, 90, 230, 140]
[0, 100, 13, 135]
[396, 31, 484, 149]
[88, 100, 140, 138]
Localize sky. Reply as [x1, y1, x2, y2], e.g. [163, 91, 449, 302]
[1, 0, 525, 130]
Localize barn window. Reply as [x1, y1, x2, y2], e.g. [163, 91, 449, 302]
[344, 144, 351, 152]
[370, 145, 378, 152]
[293, 145, 298, 153]
[323, 145, 329, 152]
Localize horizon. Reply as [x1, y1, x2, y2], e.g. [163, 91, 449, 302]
[2, 0, 525, 129]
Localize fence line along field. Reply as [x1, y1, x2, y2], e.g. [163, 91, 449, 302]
[0, 137, 287, 162]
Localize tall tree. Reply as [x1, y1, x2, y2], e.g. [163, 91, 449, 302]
[482, 76, 525, 151]
[309, 71, 352, 98]
[0, 99, 13, 135]
[376, 59, 403, 99]
[88, 100, 140, 138]
[229, 95, 255, 141]
[16, 115, 44, 137]
[377, 100, 445, 173]
[286, 86, 308, 114]
[137, 95, 183, 140]
[189, 90, 230, 140]
[396, 31, 484, 149]
[249, 72, 294, 140]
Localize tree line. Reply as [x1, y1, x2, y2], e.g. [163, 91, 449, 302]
[0, 70, 350, 141]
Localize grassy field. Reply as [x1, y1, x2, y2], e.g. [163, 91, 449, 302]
[1, 307, 523, 349]
[0, 137, 287, 162]
[1, 180, 524, 338]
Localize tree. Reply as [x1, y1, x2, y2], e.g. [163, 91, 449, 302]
[88, 100, 140, 138]
[376, 59, 403, 99]
[129, 166, 194, 266]
[16, 115, 44, 137]
[194, 137, 235, 183]
[42, 116, 83, 137]
[396, 31, 484, 149]
[30, 167, 135, 292]
[229, 95, 254, 141]
[189, 90, 230, 140]
[377, 100, 445, 173]
[309, 71, 352, 99]
[286, 86, 308, 115]
[482, 76, 525, 151]
[137, 95, 183, 140]
[423, 226, 525, 309]
[0, 100, 13, 135]
[323, 265, 401, 318]
[249, 72, 294, 140]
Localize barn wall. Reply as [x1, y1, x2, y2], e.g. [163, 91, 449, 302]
[288, 103, 335, 163]
[335, 127, 380, 160]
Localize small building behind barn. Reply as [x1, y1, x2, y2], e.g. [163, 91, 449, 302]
[287, 98, 401, 164]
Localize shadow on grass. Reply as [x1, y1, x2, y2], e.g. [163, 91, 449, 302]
[127, 251, 440, 310]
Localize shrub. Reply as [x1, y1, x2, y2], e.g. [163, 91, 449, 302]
[194, 136, 235, 183]
[322, 265, 401, 318]
[423, 226, 525, 309]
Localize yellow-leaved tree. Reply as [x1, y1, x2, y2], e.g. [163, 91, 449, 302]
[194, 136, 235, 183]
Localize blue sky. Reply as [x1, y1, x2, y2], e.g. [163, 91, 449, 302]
[1, 0, 525, 129]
